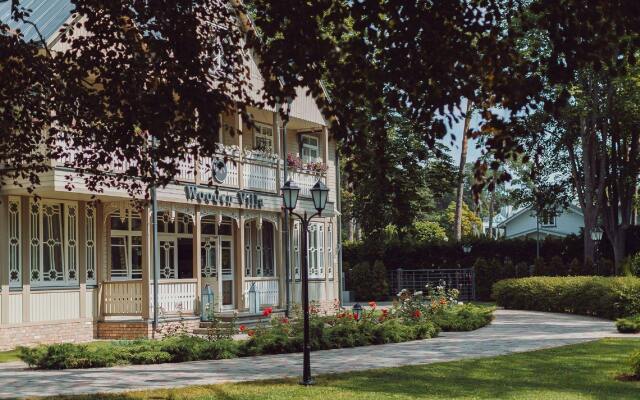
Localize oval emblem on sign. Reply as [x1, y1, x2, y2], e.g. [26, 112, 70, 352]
[212, 159, 228, 183]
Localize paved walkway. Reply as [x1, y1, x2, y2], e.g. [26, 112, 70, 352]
[1, 309, 638, 399]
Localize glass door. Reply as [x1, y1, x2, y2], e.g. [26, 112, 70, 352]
[220, 237, 234, 309]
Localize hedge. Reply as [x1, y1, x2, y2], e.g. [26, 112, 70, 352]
[616, 315, 640, 333]
[492, 276, 640, 319]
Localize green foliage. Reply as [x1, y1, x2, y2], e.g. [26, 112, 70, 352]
[443, 202, 482, 239]
[616, 315, 640, 334]
[493, 276, 640, 320]
[631, 350, 640, 378]
[411, 220, 448, 243]
[432, 304, 495, 332]
[349, 260, 389, 301]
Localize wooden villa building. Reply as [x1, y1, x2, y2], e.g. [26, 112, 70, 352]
[0, 1, 342, 350]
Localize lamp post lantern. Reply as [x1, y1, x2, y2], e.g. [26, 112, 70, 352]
[462, 244, 472, 254]
[591, 226, 603, 275]
[281, 179, 329, 386]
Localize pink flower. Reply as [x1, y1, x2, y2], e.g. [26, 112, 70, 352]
[369, 301, 377, 309]
[239, 325, 246, 332]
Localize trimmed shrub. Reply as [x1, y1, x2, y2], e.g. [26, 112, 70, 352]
[493, 276, 640, 319]
[631, 351, 640, 378]
[350, 260, 389, 301]
[433, 304, 495, 331]
[616, 315, 640, 333]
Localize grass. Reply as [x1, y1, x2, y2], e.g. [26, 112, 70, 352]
[0, 349, 21, 363]
[34, 338, 640, 400]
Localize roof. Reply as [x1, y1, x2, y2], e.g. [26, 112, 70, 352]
[0, 0, 73, 43]
[497, 204, 583, 228]
[505, 227, 579, 239]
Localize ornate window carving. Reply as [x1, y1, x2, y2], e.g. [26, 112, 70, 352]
[85, 204, 97, 284]
[8, 197, 21, 287]
[244, 221, 252, 277]
[293, 221, 300, 280]
[29, 200, 79, 286]
[327, 223, 334, 280]
[308, 222, 324, 279]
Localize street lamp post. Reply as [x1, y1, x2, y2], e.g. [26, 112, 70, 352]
[590, 226, 603, 275]
[280, 179, 329, 386]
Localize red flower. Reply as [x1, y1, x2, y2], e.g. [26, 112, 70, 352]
[247, 329, 255, 337]
[239, 325, 246, 332]
[381, 309, 389, 316]
[262, 307, 273, 317]
[280, 317, 289, 324]
[369, 301, 377, 309]
[353, 313, 360, 321]
[337, 313, 346, 319]
[439, 298, 447, 305]
[412, 309, 422, 319]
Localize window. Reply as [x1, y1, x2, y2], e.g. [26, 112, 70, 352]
[293, 221, 300, 280]
[254, 123, 274, 151]
[109, 210, 142, 280]
[8, 197, 21, 287]
[327, 223, 334, 280]
[29, 201, 78, 286]
[540, 211, 556, 227]
[301, 134, 319, 163]
[85, 204, 97, 285]
[308, 222, 324, 279]
[244, 220, 275, 277]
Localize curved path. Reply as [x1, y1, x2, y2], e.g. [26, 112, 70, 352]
[1, 309, 637, 399]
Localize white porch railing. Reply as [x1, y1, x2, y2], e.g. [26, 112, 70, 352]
[199, 156, 239, 187]
[243, 159, 277, 192]
[284, 169, 326, 198]
[244, 278, 279, 307]
[102, 280, 143, 316]
[150, 279, 198, 314]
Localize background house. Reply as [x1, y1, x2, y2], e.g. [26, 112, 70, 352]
[497, 205, 584, 239]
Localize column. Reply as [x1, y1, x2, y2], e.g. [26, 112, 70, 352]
[141, 205, 151, 320]
[20, 197, 30, 323]
[275, 218, 285, 309]
[78, 202, 87, 319]
[236, 107, 244, 190]
[0, 196, 9, 324]
[273, 107, 282, 193]
[193, 207, 202, 314]
[95, 202, 104, 319]
[237, 215, 246, 310]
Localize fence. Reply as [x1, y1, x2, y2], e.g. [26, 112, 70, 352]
[388, 268, 476, 301]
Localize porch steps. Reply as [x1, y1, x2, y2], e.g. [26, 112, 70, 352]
[192, 309, 286, 335]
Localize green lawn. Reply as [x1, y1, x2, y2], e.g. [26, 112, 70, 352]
[0, 349, 20, 363]
[36, 338, 640, 400]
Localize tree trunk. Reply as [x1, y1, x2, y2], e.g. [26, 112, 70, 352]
[488, 173, 496, 239]
[454, 99, 473, 241]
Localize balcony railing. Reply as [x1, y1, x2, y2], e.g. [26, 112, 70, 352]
[54, 143, 326, 196]
[101, 279, 197, 317]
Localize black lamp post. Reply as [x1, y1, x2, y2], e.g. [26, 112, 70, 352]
[281, 179, 329, 386]
[590, 226, 603, 275]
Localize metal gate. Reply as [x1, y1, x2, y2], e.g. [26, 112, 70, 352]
[388, 268, 476, 301]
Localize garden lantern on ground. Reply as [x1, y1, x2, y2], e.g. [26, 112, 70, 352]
[352, 303, 363, 321]
[281, 179, 329, 386]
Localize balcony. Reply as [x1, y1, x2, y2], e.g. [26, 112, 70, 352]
[54, 143, 326, 197]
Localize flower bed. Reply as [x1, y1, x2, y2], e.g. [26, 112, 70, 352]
[19, 286, 493, 370]
[492, 276, 640, 319]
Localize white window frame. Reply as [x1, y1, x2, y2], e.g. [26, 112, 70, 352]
[254, 122, 274, 151]
[85, 204, 97, 285]
[109, 210, 143, 281]
[327, 223, 334, 280]
[301, 134, 320, 164]
[244, 220, 276, 278]
[293, 221, 300, 280]
[307, 222, 324, 279]
[8, 196, 21, 288]
[29, 200, 79, 287]
[540, 211, 556, 227]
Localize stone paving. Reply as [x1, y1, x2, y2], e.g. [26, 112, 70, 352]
[1, 309, 638, 399]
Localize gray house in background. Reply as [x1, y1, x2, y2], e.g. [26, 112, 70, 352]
[497, 205, 585, 239]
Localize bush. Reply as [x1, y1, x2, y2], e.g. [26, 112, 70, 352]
[631, 351, 640, 378]
[433, 304, 495, 331]
[616, 315, 640, 333]
[411, 220, 448, 243]
[493, 276, 640, 319]
[349, 260, 389, 301]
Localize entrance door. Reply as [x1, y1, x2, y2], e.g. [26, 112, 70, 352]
[219, 236, 234, 309]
